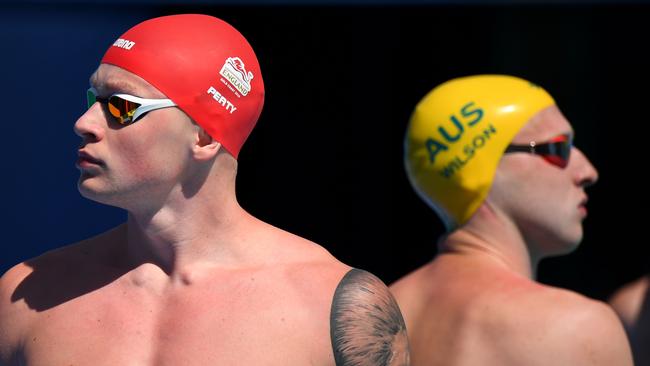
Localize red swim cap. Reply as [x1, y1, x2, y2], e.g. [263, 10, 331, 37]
[101, 14, 264, 158]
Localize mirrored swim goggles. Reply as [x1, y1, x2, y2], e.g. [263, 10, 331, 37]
[504, 133, 573, 168]
[87, 87, 177, 125]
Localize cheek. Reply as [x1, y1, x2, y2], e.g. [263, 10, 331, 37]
[510, 170, 573, 225]
[492, 161, 560, 215]
[110, 127, 190, 181]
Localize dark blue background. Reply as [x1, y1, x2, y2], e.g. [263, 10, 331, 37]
[0, 4, 149, 269]
[2, 2, 648, 301]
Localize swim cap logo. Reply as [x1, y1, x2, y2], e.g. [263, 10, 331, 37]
[112, 38, 136, 50]
[423, 102, 499, 178]
[219, 57, 253, 97]
[207, 86, 237, 114]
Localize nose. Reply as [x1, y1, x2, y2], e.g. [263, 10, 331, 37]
[570, 147, 599, 188]
[74, 102, 105, 145]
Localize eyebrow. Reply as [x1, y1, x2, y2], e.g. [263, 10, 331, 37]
[88, 74, 140, 96]
[539, 130, 574, 142]
[555, 129, 573, 136]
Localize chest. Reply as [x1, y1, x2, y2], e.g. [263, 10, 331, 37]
[21, 280, 333, 366]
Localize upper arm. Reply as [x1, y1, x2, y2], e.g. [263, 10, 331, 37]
[329, 268, 410, 366]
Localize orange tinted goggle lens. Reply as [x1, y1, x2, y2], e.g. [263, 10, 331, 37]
[86, 89, 140, 125]
[107, 96, 140, 124]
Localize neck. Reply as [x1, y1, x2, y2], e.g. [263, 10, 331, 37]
[121, 159, 252, 276]
[439, 204, 539, 279]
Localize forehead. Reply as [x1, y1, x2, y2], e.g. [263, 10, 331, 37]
[512, 105, 574, 143]
[89, 63, 165, 98]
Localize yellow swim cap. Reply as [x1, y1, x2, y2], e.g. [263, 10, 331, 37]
[404, 75, 555, 230]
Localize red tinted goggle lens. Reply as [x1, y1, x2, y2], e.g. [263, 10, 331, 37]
[538, 135, 572, 168]
[505, 134, 572, 168]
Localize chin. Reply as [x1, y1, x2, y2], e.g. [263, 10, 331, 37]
[557, 240, 581, 255]
[546, 229, 584, 257]
[77, 180, 122, 208]
[78, 179, 95, 198]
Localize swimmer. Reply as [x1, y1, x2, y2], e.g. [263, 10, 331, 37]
[390, 75, 631, 365]
[0, 14, 409, 366]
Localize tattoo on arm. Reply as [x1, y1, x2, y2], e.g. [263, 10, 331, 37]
[330, 269, 410, 366]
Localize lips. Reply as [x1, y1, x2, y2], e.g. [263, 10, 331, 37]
[579, 196, 588, 207]
[77, 150, 104, 167]
[578, 196, 588, 217]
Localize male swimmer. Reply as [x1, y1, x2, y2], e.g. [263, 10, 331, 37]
[0, 14, 409, 366]
[390, 75, 632, 366]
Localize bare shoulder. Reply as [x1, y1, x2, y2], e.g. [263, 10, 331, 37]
[0, 262, 33, 301]
[547, 290, 632, 366]
[261, 224, 355, 294]
[489, 285, 633, 366]
[609, 275, 649, 328]
[0, 262, 38, 363]
[0, 239, 95, 314]
[250, 225, 411, 365]
[265, 226, 353, 291]
[389, 263, 432, 314]
[330, 268, 410, 366]
[0, 226, 123, 316]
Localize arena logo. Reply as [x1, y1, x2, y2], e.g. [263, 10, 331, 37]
[421, 102, 498, 178]
[219, 57, 253, 97]
[112, 38, 135, 50]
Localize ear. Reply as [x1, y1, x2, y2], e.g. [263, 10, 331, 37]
[192, 128, 221, 161]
